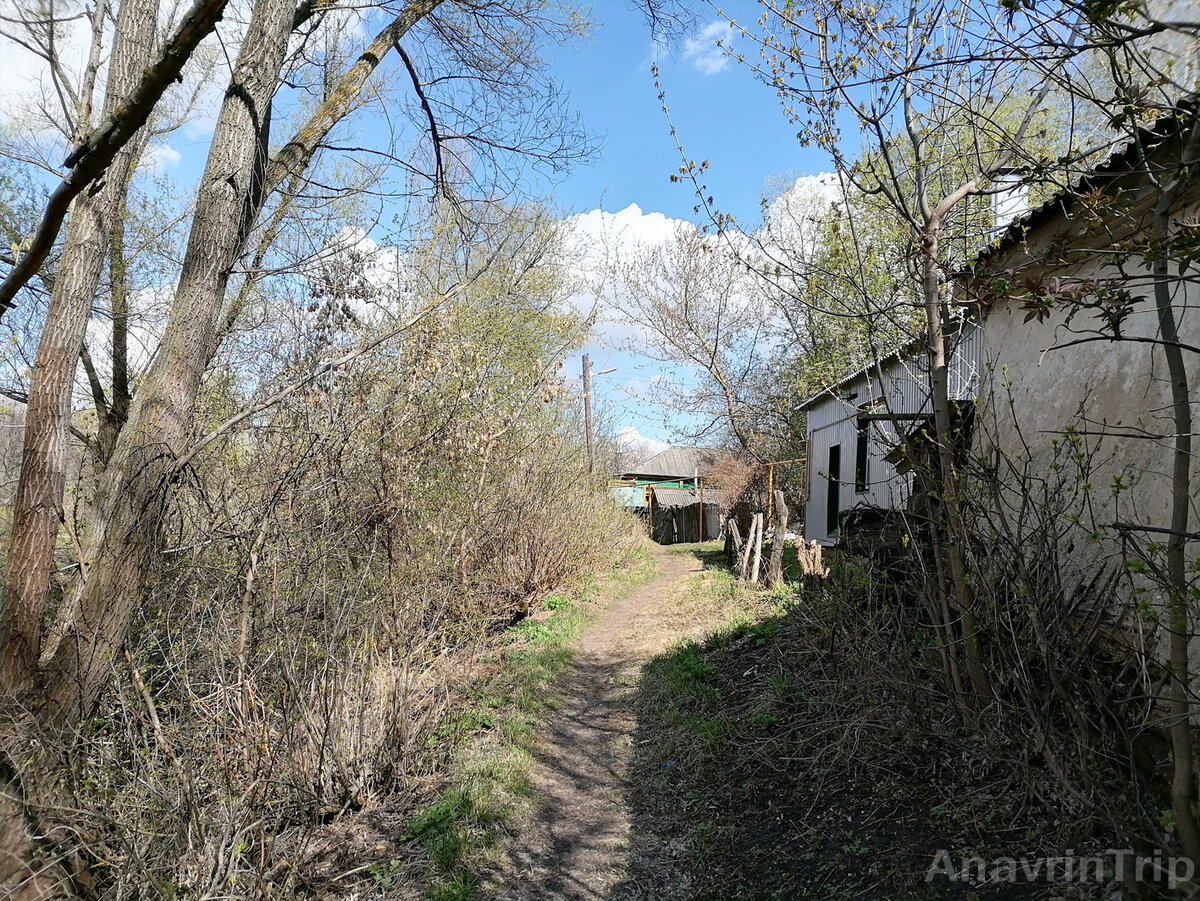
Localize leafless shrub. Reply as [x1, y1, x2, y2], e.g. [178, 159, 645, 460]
[478, 464, 633, 614]
[704, 453, 758, 510]
[763, 416, 1167, 868]
[954, 418, 1164, 850]
[28, 246, 634, 895]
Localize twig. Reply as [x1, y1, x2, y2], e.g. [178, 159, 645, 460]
[123, 646, 182, 770]
[0, 0, 230, 315]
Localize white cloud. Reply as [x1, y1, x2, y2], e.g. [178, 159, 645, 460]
[616, 425, 670, 457]
[143, 142, 182, 170]
[560, 203, 696, 349]
[682, 20, 735, 77]
[758, 171, 841, 258]
[565, 202, 685, 253]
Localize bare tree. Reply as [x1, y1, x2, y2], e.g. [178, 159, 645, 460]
[609, 223, 771, 455]
[0, 0, 604, 893]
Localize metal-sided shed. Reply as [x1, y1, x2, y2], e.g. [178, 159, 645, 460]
[799, 322, 984, 545]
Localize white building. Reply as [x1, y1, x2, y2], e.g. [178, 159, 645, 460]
[798, 106, 1200, 557]
[797, 323, 984, 545]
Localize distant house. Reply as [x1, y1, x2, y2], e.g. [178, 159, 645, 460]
[611, 446, 723, 544]
[799, 108, 1200, 558]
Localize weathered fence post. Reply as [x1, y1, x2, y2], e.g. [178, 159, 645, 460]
[725, 516, 742, 567]
[738, 514, 756, 579]
[767, 490, 788, 589]
[797, 540, 828, 580]
[749, 512, 764, 584]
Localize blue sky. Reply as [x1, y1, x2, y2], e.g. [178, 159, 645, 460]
[548, 4, 826, 223]
[544, 4, 831, 450]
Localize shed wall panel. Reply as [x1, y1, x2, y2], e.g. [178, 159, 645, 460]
[801, 321, 983, 544]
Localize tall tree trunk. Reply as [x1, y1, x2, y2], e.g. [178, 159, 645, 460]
[1151, 123, 1200, 866]
[739, 513, 757, 579]
[921, 223, 992, 699]
[34, 0, 447, 725]
[725, 516, 742, 567]
[928, 519, 968, 714]
[1, 0, 160, 696]
[34, 0, 297, 723]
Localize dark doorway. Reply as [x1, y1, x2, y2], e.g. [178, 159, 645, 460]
[826, 444, 841, 537]
[855, 418, 869, 492]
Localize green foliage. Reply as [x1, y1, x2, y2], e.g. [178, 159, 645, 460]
[426, 710, 497, 750]
[657, 641, 716, 694]
[541, 593, 571, 610]
[429, 873, 481, 901]
[367, 858, 404, 887]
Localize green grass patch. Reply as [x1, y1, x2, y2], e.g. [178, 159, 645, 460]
[654, 641, 716, 696]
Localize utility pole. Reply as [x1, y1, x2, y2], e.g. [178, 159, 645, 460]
[582, 353, 595, 475]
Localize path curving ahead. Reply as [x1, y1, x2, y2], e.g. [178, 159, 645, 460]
[486, 546, 717, 900]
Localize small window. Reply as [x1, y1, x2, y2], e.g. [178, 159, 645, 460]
[855, 417, 869, 493]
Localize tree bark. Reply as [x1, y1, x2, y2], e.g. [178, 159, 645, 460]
[725, 516, 742, 566]
[767, 489, 788, 588]
[1, 0, 160, 695]
[928, 519, 968, 712]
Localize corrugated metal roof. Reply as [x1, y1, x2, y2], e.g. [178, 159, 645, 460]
[624, 446, 722, 479]
[651, 487, 697, 507]
[972, 103, 1192, 269]
[797, 319, 979, 411]
[650, 486, 724, 508]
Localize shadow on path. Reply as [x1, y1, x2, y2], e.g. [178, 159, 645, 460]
[487, 546, 710, 900]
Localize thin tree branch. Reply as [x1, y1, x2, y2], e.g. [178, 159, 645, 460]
[1113, 522, 1200, 540]
[263, 0, 444, 196]
[1042, 333, 1200, 357]
[395, 42, 445, 194]
[0, 387, 98, 452]
[0, 0, 230, 316]
[78, 342, 111, 419]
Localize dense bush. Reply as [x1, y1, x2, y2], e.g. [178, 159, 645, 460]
[36, 208, 635, 897]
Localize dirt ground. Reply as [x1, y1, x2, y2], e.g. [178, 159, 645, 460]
[477, 544, 1062, 901]
[483, 545, 723, 900]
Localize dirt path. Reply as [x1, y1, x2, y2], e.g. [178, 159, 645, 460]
[486, 546, 719, 900]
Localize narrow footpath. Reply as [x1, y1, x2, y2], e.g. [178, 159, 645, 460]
[485, 546, 721, 900]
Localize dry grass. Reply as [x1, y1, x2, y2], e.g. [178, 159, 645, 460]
[617, 541, 1156, 900]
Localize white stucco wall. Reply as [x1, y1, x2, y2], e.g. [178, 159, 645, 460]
[977, 262, 1200, 573]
